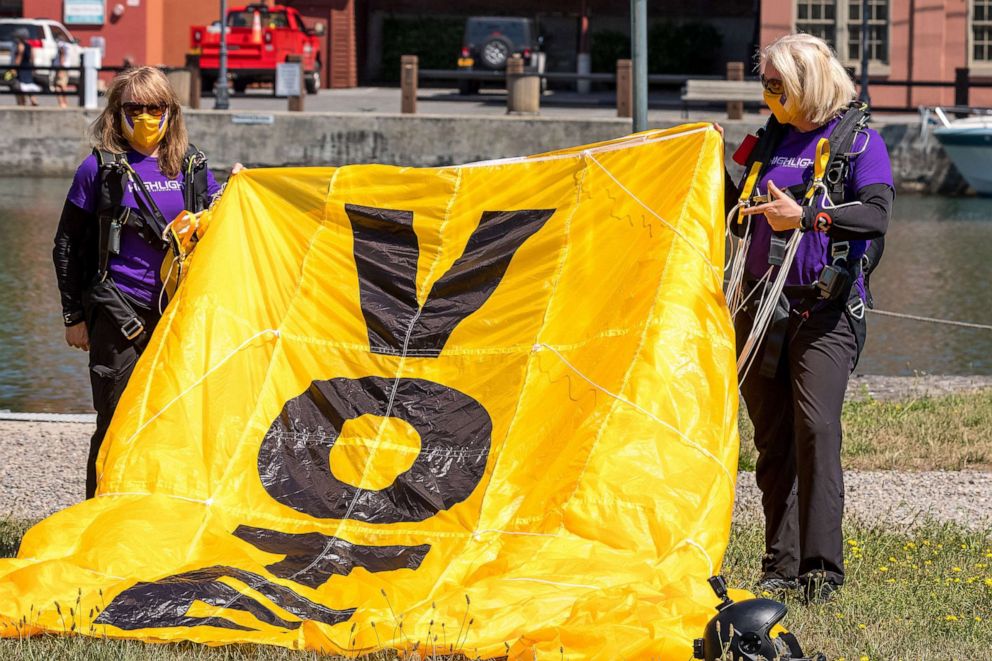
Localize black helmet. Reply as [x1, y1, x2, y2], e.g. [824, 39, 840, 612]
[693, 576, 825, 661]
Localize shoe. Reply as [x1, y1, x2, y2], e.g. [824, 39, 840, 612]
[802, 578, 840, 604]
[756, 576, 799, 597]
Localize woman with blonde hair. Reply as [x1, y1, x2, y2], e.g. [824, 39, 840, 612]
[726, 33, 893, 603]
[52, 66, 237, 498]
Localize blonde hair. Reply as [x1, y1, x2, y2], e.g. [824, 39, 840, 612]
[760, 33, 857, 125]
[91, 66, 188, 178]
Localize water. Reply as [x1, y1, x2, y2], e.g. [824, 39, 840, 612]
[1, 178, 991, 413]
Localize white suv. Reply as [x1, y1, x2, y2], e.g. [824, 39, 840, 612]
[0, 19, 83, 88]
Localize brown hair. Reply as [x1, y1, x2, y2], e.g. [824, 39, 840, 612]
[90, 66, 188, 178]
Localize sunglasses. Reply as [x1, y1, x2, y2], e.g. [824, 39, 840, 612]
[760, 74, 785, 96]
[122, 102, 167, 118]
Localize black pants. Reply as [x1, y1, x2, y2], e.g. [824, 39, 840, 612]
[736, 301, 864, 587]
[86, 305, 158, 498]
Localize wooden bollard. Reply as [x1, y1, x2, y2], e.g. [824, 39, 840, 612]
[186, 53, 201, 110]
[287, 54, 305, 112]
[401, 54, 418, 114]
[616, 59, 632, 118]
[727, 61, 744, 120]
[506, 54, 539, 114]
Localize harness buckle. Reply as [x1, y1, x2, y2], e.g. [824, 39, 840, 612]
[831, 240, 850, 265]
[847, 298, 866, 320]
[120, 317, 145, 340]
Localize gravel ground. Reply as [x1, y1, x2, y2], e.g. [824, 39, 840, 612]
[2, 375, 991, 527]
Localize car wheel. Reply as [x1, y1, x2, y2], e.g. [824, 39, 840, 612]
[480, 38, 511, 70]
[305, 70, 320, 95]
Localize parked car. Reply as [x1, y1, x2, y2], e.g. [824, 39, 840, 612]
[457, 16, 545, 95]
[191, 3, 323, 94]
[0, 19, 82, 88]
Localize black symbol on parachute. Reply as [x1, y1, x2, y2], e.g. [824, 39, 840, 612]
[258, 204, 554, 523]
[94, 566, 353, 631]
[96, 203, 553, 632]
[233, 525, 431, 588]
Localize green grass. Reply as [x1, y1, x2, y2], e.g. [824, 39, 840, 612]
[723, 520, 992, 659]
[3, 517, 991, 659]
[739, 389, 992, 472]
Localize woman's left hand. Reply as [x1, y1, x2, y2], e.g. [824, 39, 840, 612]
[738, 180, 803, 231]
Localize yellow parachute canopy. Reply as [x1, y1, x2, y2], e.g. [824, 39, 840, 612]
[0, 124, 740, 659]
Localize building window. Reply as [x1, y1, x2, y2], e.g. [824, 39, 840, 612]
[974, 0, 992, 62]
[795, 0, 889, 66]
[796, 0, 837, 45]
[847, 0, 889, 64]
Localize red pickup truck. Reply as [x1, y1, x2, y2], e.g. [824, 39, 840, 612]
[190, 3, 322, 94]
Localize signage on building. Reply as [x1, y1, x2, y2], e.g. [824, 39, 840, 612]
[64, 0, 106, 25]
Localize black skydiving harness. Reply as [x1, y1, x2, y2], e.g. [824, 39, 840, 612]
[733, 102, 873, 377]
[83, 145, 210, 340]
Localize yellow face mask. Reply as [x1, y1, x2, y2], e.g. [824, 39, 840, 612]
[763, 90, 801, 125]
[121, 111, 168, 151]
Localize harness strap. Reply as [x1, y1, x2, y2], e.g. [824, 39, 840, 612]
[182, 143, 210, 213]
[94, 149, 129, 279]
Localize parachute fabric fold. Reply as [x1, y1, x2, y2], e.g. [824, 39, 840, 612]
[0, 124, 740, 659]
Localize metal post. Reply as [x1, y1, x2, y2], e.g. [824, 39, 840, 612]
[859, 0, 870, 105]
[631, 0, 648, 132]
[215, 0, 230, 110]
[576, 0, 590, 94]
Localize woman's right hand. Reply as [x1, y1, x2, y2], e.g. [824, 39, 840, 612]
[65, 322, 89, 351]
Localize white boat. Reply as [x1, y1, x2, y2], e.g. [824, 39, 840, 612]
[931, 107, 992, 195]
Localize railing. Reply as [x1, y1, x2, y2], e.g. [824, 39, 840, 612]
[1, 62, 193, 108]
[0, 53, 315, 111]
[413, 57, 746, 118]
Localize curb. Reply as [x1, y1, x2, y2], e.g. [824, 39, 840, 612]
[0, 412, 96, 424]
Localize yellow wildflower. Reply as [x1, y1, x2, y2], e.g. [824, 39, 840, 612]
[946, 615, 959, 622]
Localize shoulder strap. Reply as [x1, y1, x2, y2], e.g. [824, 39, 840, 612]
[125, 163, 170, 236]
[182, 143, 210, 213]
[94, 148, 128, 214]
[823, 101, 871, 201]
[735, 116, 788, 206]
[93, 149, 131, 278]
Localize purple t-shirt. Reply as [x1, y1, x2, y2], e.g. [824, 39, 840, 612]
[744, 117, 893, 297]
[67, 151, 220, 308]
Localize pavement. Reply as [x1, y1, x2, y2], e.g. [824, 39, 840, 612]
[0, 84, 924, 125]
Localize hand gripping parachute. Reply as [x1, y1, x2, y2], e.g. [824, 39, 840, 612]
[0, 125, 743, 659]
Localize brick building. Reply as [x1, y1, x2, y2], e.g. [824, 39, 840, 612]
[761, 0, 992, 108]
[14, 0, 756, 88]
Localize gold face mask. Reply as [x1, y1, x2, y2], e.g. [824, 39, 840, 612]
[763, 90, 800, 126]
[121, 110, 168, 151]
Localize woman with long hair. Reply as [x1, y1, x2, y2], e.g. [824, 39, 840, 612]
[727, 34, 893, 603]
[53, 66, 239, 498]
